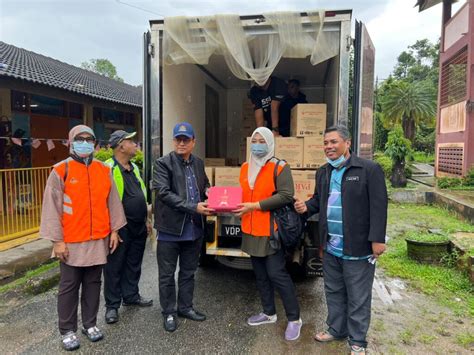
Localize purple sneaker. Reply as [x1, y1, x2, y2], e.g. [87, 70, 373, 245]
[247, 313, 277, 326]
[285, 319, 302, 341]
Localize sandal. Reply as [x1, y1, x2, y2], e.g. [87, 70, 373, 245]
[314, 330, 336, 342]
[351, 345, 366, 355]
[61, 331, 80, 351]
[82, 326, 104, 342]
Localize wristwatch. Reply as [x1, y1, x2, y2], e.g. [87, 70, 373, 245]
[272, 127, 279, 132]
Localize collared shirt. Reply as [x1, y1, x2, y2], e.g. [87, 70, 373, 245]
[326, 165, 371, 260]
[158, 160, 203, 242]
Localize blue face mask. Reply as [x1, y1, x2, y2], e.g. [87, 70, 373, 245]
[251, 143, 268, 158]
[326, 154, 346, 168]
[72, 141, 95, 157]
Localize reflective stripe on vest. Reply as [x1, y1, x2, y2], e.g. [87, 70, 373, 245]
[239, 159, 285, 237]
[54, 158, 112, 243]
[105, 158, 147, 200]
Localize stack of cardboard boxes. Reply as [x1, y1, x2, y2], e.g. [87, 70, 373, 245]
[245, 103, 327, 200]
[205, 103, 326, 202]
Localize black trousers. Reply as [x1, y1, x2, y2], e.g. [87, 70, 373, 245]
[57, 263, 103, 335]
[251, 249, 300, 321]
[323, 252, 376, 348]
[104, 222, 147, 309]
[156, 237, 203, 316]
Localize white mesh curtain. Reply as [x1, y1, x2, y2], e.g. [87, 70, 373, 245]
[162, 11, 339, 86]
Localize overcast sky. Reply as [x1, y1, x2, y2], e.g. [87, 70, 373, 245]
[0, 0, 464, 86]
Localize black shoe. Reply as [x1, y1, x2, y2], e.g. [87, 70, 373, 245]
[177, 309, 206, 322]
[105, 308, 119, 324]
[163, 314, 177, 332]
[122, 296, 153, 307]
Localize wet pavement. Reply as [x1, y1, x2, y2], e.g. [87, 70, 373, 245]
[1, 236, 472, 354]
[0, 238, 350, 354]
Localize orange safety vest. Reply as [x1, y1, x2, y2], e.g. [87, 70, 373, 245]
[239, 158, 284, 237]
[53, 158, 112, 243]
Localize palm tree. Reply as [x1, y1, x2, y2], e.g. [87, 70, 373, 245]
[381, 80, 436, 142]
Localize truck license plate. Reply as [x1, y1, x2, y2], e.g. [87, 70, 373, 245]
[221, 224, 242, 237]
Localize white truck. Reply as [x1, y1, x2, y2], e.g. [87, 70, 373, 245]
[143, 10, 375, 275]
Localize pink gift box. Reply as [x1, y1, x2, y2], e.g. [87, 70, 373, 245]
[207, 186, 242, 212]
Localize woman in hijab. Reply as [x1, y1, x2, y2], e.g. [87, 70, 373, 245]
[40, 125, 126, 351]
[233, 127, 302, 341]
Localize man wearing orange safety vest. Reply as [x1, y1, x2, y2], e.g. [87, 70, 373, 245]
[40, 125, 126, 352]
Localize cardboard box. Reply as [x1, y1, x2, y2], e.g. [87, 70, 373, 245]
[214, 167, 241, 187]
[205, 158, 226, 167]
[291, 104, 327, 137]
[207, 186, 242, 212]
[205, 167, 214, 186]
[275, 137, 304, 168]
[303, 135, 326, 169]
[291, 170, 316, 202]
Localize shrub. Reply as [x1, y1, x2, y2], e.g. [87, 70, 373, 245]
[374, 153, 392, 177]
[437, 177, 462, 189]
[463, 167, 474, 186]
[94, 148, 144, 171]
[385, 125, 412, 187]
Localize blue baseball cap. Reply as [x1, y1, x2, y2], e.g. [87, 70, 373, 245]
[173, 122, 194, 138]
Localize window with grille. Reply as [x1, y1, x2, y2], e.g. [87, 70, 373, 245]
[438, 146, 464, 176]
[440, 47, 467, 106]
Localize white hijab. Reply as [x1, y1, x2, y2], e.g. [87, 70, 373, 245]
[248, 127, 275, 189]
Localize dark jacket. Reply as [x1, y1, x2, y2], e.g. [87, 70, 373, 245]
[305, 155, 388, 257]
[152, 151, 210, 236]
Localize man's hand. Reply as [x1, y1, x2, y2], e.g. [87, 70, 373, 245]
[294, 198, 308, 214]
[109, 231, 122, 254]
[146, 221, 153, 236]
[372, 242, 386, 258]
[272, 130, 280, 137]
[233, 202, 259, 217]
[197, 202, 215, 216]
[53, 241, 69, 263]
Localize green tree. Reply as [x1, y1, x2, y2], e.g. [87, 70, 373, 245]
[380, 80, 436, 142]
[81, 59, 124, 82]
[393, 39, 439, 85]
[385, 125, 412, 188]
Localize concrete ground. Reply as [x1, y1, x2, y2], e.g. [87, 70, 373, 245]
[0, 237, 472, 354]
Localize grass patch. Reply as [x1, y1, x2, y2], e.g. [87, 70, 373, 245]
[418, 334, 437, 344]
[405, 231, 450, 243]
[411, 151, 435, 164]
[399, 329, 415, 345]
[0, 260, 59, 294]
[379, 203, 474, 317]
[456, 332, 474, 348]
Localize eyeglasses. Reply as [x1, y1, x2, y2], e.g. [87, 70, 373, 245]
[74, 137, 95, 143]
[174, 137, 192, 144]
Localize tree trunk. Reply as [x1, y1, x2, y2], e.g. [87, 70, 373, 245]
[402, 117, 416, 142]
[391, 160, 407, 188]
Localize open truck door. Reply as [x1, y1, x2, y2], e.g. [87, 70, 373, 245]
[352, 21, 375, 159]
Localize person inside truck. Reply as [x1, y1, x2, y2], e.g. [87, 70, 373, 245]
[152, 122, 213, 333]
[278, 79, 308, 137]
[249, 76, 287, 136]
[294, 125, 387, 355]
[233, 126, 302, 341]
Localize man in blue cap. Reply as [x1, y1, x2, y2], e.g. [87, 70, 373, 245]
[152, 122, 214, 332]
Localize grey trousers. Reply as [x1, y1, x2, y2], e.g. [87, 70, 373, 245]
[323, 252, 375, 348]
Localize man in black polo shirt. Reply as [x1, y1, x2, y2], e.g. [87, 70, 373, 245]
[249, 76, 287, 136]
[279, 79, 308, 137]
[103, 130, 153, 324]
